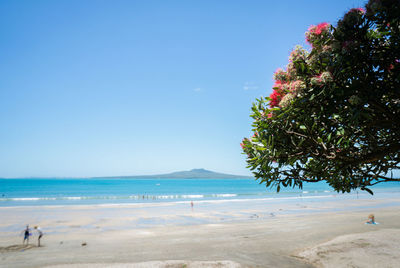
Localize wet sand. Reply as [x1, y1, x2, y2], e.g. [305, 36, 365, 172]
[1, 196, 400, 267]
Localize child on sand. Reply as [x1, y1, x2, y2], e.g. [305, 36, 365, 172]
[365, 214, 377, 224]
[22, 225, 30, 245]
[34, 226, 43, 247]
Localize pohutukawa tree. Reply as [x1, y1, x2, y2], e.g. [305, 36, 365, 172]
[242, 0, 400, 194]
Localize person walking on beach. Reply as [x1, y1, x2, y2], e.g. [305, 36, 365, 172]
[22, 225, 30, 245]
[34, 226, 43, 247]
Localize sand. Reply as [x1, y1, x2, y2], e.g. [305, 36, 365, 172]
[297, 228, 400, 268]
[1, 196, 400, 268]
[44, 261, 242, 268]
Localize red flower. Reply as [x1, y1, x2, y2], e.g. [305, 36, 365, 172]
[272, 80, 283, 89]
[314, 22, 329, 35]
[269, 90, 283, 108]
[306, 22, 330, 45]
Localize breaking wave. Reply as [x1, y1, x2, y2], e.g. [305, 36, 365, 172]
[0, 193, 240, 202]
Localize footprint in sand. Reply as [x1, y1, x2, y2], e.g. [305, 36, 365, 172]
[0, 244, 36, 253]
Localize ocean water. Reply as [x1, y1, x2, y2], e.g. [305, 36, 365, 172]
[0, 178, 399, 207]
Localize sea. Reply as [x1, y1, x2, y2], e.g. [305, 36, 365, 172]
[1, 178, 400, 207]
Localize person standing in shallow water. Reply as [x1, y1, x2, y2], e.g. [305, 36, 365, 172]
[34, 226, 43, 247]
[22, 225, 30, 245]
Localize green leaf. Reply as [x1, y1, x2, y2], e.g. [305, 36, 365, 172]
[336, 137, 343, 145]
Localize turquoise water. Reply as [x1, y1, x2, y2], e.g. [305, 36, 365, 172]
[0, 178, 399, 207]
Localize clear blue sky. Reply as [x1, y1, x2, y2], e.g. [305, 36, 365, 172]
[0, 0, 366, 177]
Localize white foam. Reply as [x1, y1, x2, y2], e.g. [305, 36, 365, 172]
[11, 197, 42, 201]
[65, 197, 82, 200]
[212, 194, 237, 197]
[181, 195, 203, 199]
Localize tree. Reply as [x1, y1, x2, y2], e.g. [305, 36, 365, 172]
[242, 0, 400, 194]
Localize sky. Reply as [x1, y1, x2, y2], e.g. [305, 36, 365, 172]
[0, 0, 367, 178]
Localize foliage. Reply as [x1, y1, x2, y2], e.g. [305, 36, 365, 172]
[242, 0, 400, 194]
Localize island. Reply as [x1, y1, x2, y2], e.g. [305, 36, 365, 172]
[94, 168, 253, 179]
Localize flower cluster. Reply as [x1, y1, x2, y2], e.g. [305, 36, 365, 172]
[273, 68, 289, 82]
[310, 71, 333, 86]
[319, 71, 333, 83]
[289, 45, 308, 63]
[279, 92, 295, 108]
[313, 22, 330, 35]
[290, 80, 306, 92]
[287, 46, 309, 78]
[269, 78, 296, 108]
[267, 21, 334, 109]
[305, 22, 331, 46]
[269, 90, 284, 108]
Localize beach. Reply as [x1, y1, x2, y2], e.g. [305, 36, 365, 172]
[1, 194, 400, 268]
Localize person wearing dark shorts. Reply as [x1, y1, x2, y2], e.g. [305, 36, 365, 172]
[22, 225, 30, 245]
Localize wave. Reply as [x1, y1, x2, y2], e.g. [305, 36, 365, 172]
[0, 193, 239, 202]
[0, 195, 341, 210]
[0, 190, 343, 203]
[212, 194, 237, 197]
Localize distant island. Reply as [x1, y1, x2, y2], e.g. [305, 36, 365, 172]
[95, 168, 253, 179]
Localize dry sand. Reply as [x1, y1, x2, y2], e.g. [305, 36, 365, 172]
[297, 228, 400, 268]
[1, 197, 400, 268]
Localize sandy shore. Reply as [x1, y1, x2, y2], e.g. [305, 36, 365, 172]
[1, 196, 400, 268]
[297, 228, 400, 268]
